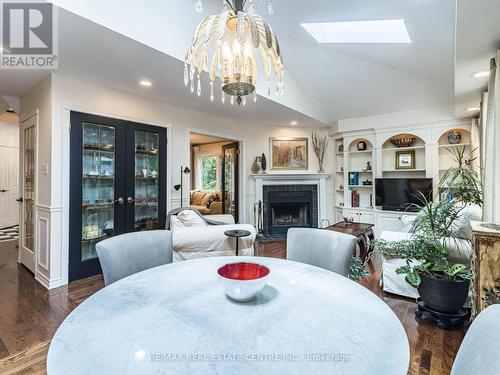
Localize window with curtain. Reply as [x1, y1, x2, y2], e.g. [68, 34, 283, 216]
[201, 156, 217, 190]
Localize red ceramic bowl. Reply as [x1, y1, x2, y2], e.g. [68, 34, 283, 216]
[218, 263, 270, 302]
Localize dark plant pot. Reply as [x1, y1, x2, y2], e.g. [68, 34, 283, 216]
[417, 274, 470, 314]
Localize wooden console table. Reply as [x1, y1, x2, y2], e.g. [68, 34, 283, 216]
[324, 222, 375, 262]
[471, 221, 500, 315]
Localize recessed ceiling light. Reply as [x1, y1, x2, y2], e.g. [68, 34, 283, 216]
[290, 121, 298, 125]
[465, 107, 480, 112]
[139, 80, 152, 87]
[470, 71, 490, 78]
[301, 19, 411, 44]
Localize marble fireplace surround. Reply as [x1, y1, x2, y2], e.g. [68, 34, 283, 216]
[252, 174, 331, 229]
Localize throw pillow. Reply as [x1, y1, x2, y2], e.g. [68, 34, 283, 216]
[201, 193, 213, 208]
[176, 210, 207, 227]
[207, 194, 216, 208]
[191, 191, 206, 206]
[170, 215, 184, 228]
[454, 204, 482, 239]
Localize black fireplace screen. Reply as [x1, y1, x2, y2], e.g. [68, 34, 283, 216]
[271, 203, 311, 227]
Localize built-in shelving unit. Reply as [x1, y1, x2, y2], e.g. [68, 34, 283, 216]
[337, 138, 375, 211]
[331, 119, 476, 231]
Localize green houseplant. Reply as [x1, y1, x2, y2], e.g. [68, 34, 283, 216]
[374, 147, 482, 313]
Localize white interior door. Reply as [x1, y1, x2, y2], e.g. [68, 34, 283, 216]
[19, 115, 37, 273]
[0, 145, 19, 228]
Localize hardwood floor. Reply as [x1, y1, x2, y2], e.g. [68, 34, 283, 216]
[257, 240, 465, 375]
[0, 239, 464, 374]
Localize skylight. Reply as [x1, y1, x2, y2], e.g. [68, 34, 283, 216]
[301, 19, 412, 44]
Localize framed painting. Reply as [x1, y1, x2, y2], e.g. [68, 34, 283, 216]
[270, 137, 308, 170]
[395, 150, 416, 170]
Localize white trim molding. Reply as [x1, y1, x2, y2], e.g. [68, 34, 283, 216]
[251, 173, 332, 226]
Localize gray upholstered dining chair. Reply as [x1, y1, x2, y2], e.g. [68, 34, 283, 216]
[450, 304, 500, 375]
[96, 230, 173, 286]
[286, 228, 357, 277]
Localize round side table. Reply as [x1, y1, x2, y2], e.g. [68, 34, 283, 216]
[224, 229, 251, 256]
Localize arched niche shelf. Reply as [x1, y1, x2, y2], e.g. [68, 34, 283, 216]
[348, 138, 373, 153]
[381, 134, 426, 175]
[437, 129, 471, 147]
[382, 134, 425, 150]
[437, 129, 473, 175]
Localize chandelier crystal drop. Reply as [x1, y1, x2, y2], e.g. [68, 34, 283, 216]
[186, 0, 284, 106]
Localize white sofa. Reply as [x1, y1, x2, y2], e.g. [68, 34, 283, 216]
[379, 204, 481, 298]
[170, 210, 256, 262]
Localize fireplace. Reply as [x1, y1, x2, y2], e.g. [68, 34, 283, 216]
[263, 185, 318, 235]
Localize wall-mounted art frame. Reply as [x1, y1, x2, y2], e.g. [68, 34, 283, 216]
[395, 150, 416, 170]
[270, 137, 308, 170]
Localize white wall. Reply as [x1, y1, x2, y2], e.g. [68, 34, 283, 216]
[20, 73, 332, 288]
[336, 105, 472, 133]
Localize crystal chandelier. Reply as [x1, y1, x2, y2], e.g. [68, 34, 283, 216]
[185, 0, 284, 106]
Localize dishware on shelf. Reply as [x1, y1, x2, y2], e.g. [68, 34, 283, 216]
[389, 135, 416, 148]
[447, 130, 462, 144]
[357, 141, 367, 151]
[217, 262, 270, 302]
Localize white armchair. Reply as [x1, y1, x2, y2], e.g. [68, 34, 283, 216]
[169, 210, 256, 261]
[379, 205, 481, 298]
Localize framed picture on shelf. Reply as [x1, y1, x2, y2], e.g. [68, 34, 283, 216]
[270, 137, 308, 170]
[395, 150, 416, 170]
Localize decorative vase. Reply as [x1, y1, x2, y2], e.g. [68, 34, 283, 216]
[448, 131, 462, 145]
[251, 158, 261, 174]
[261, 153, 267, 174]
[357, 141, 367, 151]
[417, 274, 470, 314]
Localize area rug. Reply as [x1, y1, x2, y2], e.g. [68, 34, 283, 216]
[0, 226, 18, 243]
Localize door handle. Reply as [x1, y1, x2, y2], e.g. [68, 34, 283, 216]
[127, 197, 135, 204]
[17, 197, 23, 203]
[0, 189, 8, 193]
[115, 197, 124, 205]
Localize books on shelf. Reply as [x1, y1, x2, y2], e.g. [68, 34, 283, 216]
[349, 190, 360, 208]
[348, 172, 360, 186]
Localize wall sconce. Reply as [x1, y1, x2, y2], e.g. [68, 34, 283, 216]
[174, 166, 191, 207]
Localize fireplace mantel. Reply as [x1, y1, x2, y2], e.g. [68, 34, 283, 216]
[252, 173, 331, 227]
[251, 173, 331, 181]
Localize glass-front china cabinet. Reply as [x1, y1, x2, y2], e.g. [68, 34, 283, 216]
[69, 112, 167, 282]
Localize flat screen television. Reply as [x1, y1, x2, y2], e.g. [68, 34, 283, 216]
[375, 178, 433, 211]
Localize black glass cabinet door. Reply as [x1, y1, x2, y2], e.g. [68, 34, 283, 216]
[69, 112, 167, 282]
[125, 122, 167, 233]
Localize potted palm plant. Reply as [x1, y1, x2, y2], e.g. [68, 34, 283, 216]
[374, 147, 482, 314]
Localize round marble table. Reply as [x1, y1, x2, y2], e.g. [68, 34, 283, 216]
[47, 257, 409, 375]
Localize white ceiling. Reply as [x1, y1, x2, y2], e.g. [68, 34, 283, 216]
[455, 0, 500, 113]
[1, 0, 499, 126]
